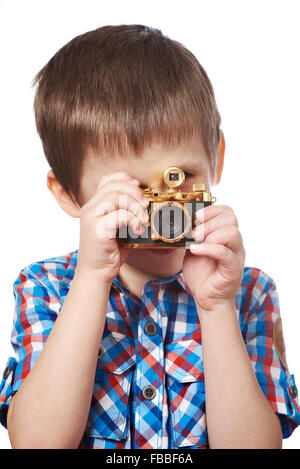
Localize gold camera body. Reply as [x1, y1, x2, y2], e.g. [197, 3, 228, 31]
[118, 166, 216, 249]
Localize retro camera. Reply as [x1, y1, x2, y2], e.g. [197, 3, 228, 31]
[118, 166, 216, 249]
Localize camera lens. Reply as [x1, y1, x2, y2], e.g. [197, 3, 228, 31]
[153, 204, 188, 240]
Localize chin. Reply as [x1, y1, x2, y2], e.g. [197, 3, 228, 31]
[126, 248, 186, 277]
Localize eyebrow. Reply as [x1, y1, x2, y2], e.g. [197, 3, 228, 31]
[177, 161, 204, 172]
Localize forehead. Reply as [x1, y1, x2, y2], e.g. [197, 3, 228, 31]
[81, 133, 211, 188]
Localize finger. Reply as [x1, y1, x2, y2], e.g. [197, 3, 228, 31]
[83, 173, 140, 211]
[192, 213, 239, 242]
[94, 192, 149, 225]
[96, 171, 140, 192]
[189, 242, 237, 273]
[195, 204, 238, 227]
[193, 225, 243, 255]
[96, 209, 145, 240]
[94, 180, 147, 211]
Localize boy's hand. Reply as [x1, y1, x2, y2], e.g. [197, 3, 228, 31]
[76, 171, 149, 282]
[182, 204, 246, 313]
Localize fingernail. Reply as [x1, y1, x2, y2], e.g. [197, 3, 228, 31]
[194, 228, 204, 241]
[135, 221, 144, 234]
[196, 209, 205, 221]
[136, 219, 141, 229]
[190, 242, 204, 250]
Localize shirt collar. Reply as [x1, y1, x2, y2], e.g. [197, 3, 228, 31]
[112, 268, 192, 297]
[62, 249, 192, 296]
[62, 249, 79, 287]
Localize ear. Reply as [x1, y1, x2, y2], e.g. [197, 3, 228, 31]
[47, 169, 81, 218]
[214, 129, 225, 186]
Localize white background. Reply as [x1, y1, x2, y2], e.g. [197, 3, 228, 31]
[0, 0, 299, 449]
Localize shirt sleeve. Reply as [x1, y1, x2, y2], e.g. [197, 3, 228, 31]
[0, 267, 60, 429]
[242, 270, 300, 439]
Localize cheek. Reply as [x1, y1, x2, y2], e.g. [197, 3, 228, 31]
[77, 183, 90, 206]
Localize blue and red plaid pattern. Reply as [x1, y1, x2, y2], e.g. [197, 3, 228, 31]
[1, 249, 299, 448]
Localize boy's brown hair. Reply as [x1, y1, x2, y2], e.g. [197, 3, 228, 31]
[32, 24, 221, 207]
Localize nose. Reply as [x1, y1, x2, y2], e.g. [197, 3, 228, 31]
[149, 176, 168, 192]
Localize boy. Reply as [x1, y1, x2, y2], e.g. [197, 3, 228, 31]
[0, 24, 299, 449]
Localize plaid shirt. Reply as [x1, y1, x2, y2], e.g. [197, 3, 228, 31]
[0, 249, 300, 449]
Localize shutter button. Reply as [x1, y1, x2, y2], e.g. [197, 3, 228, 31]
[98, 346, 105, 358]
[144, 322, 157, 336]
[142, 386, 156, 400]
[3, 366, 10, 379]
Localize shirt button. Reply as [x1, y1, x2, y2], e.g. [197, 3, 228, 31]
[98, 346, 105, 358]
[144, 322, 157, 336]
[142, 386, 156, 400]
[290, 385, 298, 398]
[3, 366, 10, 379]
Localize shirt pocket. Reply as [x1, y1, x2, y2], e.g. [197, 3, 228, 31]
[164, 339, 207, 448]
[84, 334, 136, 441]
